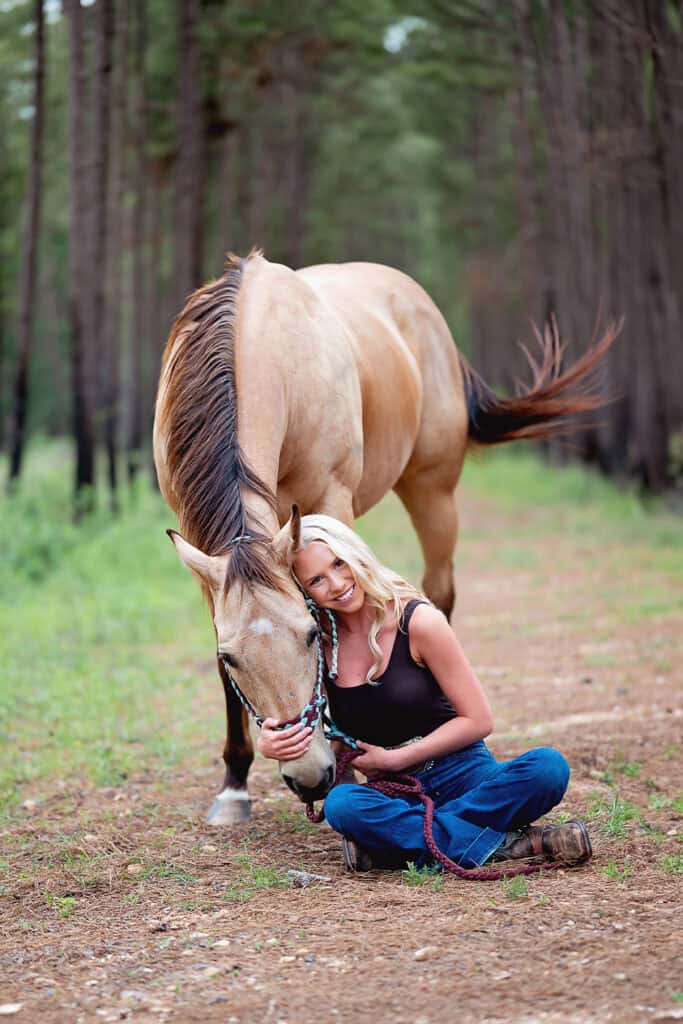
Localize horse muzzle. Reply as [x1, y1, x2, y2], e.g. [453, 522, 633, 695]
[281, 762, 335, 803]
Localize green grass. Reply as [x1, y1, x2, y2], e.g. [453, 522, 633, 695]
[45, 894, 76, 919]
[461, 449, 683, 588]
[501, 875, 529, 899]
[223, 850, 290, 902]
[660, 853, 683, 874]
[401, 861, 443, 891]
[603, 858, 632, 882]
[0, 440, 217, 815]
[274, 804, 320, 834]
[588, 789, 641, 837]
[139, 863, 199, 883]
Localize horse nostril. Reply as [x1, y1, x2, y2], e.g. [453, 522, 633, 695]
[283, 774, 302, 799]
[325, 763, 335, 788]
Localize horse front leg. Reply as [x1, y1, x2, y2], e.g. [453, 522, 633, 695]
[206, 656, 255, 825]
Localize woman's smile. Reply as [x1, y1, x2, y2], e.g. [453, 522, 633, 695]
[332, 583, 356, 604]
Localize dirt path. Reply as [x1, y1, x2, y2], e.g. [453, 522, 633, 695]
[2, 490, 682, 1024]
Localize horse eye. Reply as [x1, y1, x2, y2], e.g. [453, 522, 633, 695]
[306, 626, 319, 647]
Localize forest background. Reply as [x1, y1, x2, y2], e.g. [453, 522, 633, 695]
[2, 7, 682, 1017]
[2, 0, 683, 507]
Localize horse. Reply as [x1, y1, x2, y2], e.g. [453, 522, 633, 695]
[153, 249, 618, 825]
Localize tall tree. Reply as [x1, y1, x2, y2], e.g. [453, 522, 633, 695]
[103, 0, 129, 509]
[8, 0, 46, 486]
[172, 0, 205, 305]
[127, 0, 147, 481]
[91, 0, 114, 467]
[64, 0, 95, 513]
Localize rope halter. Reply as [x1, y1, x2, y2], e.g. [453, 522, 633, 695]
[217, 590, 357, 747]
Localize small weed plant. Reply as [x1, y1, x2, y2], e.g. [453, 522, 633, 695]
[603, 859, 632, 882]
[660, 853, 683, 874]
[224, 849, 289, 902]
[141, 863, 199, 883]
[275, 805, 319, 834]
[589, 789, 640, 837]
[402, 862, 443, 892]
[46, 894, 76, 919]
[648, 793, 673, 811]
[502, 875, 529, 900]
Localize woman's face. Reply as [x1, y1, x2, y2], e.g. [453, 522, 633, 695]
[293, 541, 365, 613]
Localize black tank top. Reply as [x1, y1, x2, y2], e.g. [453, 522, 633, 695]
[325, 599, 457, 747]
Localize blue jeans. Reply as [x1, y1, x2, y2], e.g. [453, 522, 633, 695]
[324, 741, 570, 868]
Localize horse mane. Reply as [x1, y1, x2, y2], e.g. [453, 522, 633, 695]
[158, 251, 281, 592]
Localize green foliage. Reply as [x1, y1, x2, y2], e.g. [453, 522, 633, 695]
[224, 847, 290, 901]
[140, 863, 199, 883]
[45, 893, 76, 919]
[275, 804, 320, 834]
[401, 861, 443, 891]
[588, 790, 640, 838]
[660, 854, 683, 875]
[501, 875, 529, 899]
[0, 442, 215, 814]
[602, 859, 632, 883]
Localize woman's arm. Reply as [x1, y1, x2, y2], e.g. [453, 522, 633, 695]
[352, 604, 493, 775]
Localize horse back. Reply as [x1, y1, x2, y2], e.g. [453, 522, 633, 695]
[297, 261, 467, 508]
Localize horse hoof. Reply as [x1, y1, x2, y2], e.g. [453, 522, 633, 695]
[206, 789, 252, 826]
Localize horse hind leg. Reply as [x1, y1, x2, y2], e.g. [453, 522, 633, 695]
[206, 657, 255, 825]
[394, 472, 459, 620]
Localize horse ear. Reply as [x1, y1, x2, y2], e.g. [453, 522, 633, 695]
[290, 503, 302, 551]
[272, 504, 302, 562]
[167, 530, 225, 588]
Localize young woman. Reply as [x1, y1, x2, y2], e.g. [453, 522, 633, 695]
[257, 515, 592, 872]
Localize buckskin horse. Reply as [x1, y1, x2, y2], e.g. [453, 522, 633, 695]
[153, 250, 617, 825]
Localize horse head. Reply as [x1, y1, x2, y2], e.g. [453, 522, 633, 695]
[168, 507, 336, 805]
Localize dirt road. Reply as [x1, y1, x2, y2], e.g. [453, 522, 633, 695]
[2, 488, 681, 1023]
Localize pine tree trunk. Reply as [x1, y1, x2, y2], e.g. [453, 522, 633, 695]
[103, 0, 129, 511]
[64, 0, 95, 515]
[127, 0, 147, 482]
[173, 0, 205, 305]
[91, 0, 114, 457]
[8, 0, 45, 487]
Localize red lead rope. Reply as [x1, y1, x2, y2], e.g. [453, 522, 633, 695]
[306, 747, 564, 881]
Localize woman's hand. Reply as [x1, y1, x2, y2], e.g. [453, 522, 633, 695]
[351, 742, 400, 778]
[256, 718, 312, 761]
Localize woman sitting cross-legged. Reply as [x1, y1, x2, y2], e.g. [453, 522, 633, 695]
[257, 515, 592, 872]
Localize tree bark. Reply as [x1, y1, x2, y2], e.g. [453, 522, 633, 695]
[127, 0, 147, 482]
[173, 0, 205, 305]
[8, 0, 46, 487]
[91, 0, 114, 458]
[103, 0, 128, 511]
[64, 0, 95, 515]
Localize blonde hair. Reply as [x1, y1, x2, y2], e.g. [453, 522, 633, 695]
[290, 514, 425, 684]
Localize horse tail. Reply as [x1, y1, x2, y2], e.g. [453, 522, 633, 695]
[459, 319, 621, 445]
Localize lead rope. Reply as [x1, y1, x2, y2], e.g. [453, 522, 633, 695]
[306, 745, 565, 882]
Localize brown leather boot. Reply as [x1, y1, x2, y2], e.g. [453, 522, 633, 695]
[493, 820, 592, 865]
[341, 836, 374, 872]
[340, 837, 424, 872]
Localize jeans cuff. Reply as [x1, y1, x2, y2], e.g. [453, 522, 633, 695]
[460, 826, 506, 868]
